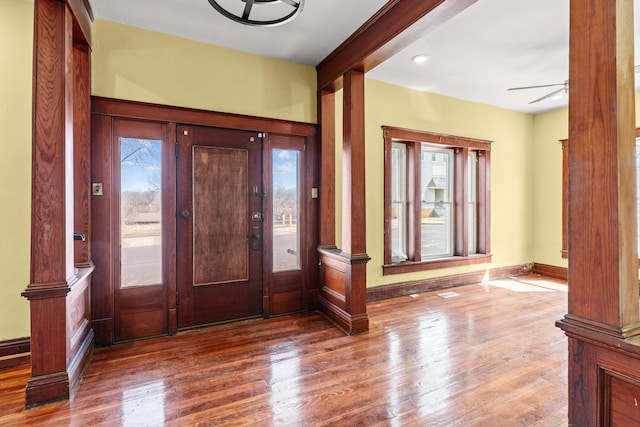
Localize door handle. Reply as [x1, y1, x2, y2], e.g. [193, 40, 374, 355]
[252, 226, 262, 250]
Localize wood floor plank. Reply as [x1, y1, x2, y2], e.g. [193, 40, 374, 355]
[0, 274, 568, 426]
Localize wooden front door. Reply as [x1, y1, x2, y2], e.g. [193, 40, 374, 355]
[177, 125, 263, 328]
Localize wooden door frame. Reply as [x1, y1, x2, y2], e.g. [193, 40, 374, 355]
[91, 97, 318, 344]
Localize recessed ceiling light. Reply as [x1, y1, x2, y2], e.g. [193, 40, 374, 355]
[411, 54, 429, 64]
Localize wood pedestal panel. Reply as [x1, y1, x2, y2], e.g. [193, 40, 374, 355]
[558, 322, 640, 426]
[23, 269, 94, 407]
[317, 247, 369, 335]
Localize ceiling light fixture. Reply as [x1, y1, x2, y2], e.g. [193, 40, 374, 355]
[207, 0, 304, 27]
[411, 54, 430, 64]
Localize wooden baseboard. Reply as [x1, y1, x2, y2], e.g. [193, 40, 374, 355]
[367, 263, 534, 302]
[317, 296, 369, 335]
[532, 262, 568, 280]
[0, 337, 30, 369]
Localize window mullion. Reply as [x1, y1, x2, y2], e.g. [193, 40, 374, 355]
[454, 148, 468, 256]
[408, 142, 421, 260]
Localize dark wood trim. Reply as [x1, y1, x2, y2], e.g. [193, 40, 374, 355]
[382, 137, 393, 264]
[25, 0, 94, 406]
[408, 141, 421, 260]
[383, 126, 492, 150]
[532, 263, 568, 281]
[73, 43, 92, 268]
[316, 70, 369, 335]
[560, 139, 568, 259]
[454, 147, 468, 256]
[369, 263, 534, 302]
[382, 126, 492, 272]
[557, 0, 640, 424]
[316, 0, 479, 91]
[90, 113, 114, 346]
[67, 0, 92, 46]
[318, 90, 336, 247]
[92, 96, 317, 137]
[340, 70, 367, 257]
[383, 254, 493, 275]
[0, 338, 30, 369]
[165, 122, 178, 335]
[478, 149, 490, 254]
[318, 246, 370, 335]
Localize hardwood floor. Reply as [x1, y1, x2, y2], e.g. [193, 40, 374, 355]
[0, 274, 568, 426]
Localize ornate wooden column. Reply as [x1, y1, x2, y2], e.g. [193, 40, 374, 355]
[317, 70, 370, 334]
[22, 0, 94, 407]
[556, 0, 640, 424]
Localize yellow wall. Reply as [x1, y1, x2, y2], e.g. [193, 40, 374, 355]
[363, 79, 535, 287]
[531, 107, 568, 267]
[531, 95, 640, 268]
[0, 0, 33, 340]
[92, 20, 317, 123]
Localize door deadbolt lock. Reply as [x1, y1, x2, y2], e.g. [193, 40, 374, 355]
[181, 210, 191, 218]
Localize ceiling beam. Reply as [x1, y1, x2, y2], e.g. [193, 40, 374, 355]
[316, 0, 478, 92]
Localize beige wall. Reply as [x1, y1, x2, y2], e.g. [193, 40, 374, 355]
[531, 107, 568, 267]
[92, 20, 317, 124]
[0, 0, 33, 340]
[531, 95, 640, 268]
[357, 79, 536, 287]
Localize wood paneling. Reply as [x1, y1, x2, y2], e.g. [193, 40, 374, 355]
[317, 71, 369, 335]
[193, 147, 249, 285]
[318, 91, 336, 247]
[556, 0, 640, 425]
[561, 0, 639, 337]
[0, 275, 569, 425]
[177, 126, 263, 328]
[73, 43, 92, 268]
[90, 113, 114, 346]
[24, 0, 94, 407]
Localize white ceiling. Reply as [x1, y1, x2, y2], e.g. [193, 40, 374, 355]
[90, 0, 640, 115]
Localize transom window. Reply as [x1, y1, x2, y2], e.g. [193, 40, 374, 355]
[383, 126, 492, 275]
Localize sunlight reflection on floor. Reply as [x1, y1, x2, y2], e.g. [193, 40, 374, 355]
[478, 276, 568, 293]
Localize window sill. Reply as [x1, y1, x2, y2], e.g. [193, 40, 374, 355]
[383, 254, 492, 275]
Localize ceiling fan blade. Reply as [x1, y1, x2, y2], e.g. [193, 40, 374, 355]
[507, 83, 565, 91]
[528, 87, 566, 104]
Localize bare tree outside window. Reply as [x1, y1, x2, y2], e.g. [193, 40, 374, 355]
[120, 138, 162, 287]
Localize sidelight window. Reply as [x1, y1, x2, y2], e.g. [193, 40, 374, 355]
[120, 138, 162, 287]
[272, 149, 301, 272]
[383, 126, 492, 275]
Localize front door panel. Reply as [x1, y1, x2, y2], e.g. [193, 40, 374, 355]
[177, 125, 263, 328]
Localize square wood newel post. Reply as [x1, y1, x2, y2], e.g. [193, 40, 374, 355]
[22, 0, 94, 407]
[317, 70, 369, 335]
[557, 0, 640, 424]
